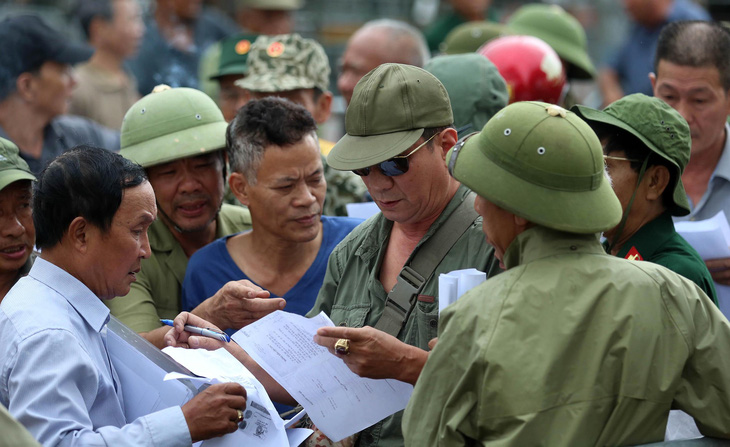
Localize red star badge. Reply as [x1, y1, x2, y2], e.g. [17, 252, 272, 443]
[625, 246, 643, 261]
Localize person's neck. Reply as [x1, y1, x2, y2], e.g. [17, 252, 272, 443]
[87, 49, 125, 75]
[392, 179, 461, 242]
[246, 224, 323, 272]
[683, 128, 726, 204]
[609, 207, 666, 256]
[0, 98, 50, 159]
[166, 219, 218, 258]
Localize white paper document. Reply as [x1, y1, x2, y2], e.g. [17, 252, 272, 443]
[438, 268, 487, 314]
[232, 311, 414, 442]
[675, 211, 730, 317]
[162, 347, 293, 447]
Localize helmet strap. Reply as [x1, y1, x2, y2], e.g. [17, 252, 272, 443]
[605, 155, 650, 254]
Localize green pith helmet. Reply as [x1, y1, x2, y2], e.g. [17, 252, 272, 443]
[210, 33, 258, 80]
[328, 63, 453, 171]
[440, 21, 505, 55]
[425, 53, 508, 136]
[0, 137, 35, 190]
[235, 33, 330, 93]
[447, 102, 621, 233]
[120, 86, 228, 168]
[505, 4, 595, 80]
[572, 93, 691, 216]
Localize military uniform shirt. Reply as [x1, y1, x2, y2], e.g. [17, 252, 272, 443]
[307, 185, 500, 447]
[106, 204, 252, 332]
[615, 212, 718, 305]
[403, 226, 730, 446]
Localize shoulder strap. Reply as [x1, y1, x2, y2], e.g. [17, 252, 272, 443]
[374, 192, 478, 336]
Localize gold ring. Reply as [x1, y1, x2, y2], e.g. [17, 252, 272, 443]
[334, 338, 350, 355]
[236, 409, 244, 422]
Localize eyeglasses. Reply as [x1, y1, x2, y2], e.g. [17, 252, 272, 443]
[353, 133, 438, 177]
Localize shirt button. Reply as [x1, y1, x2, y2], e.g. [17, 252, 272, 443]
[339, 322, 347, 327]
[570, 245, 577, 251]
[429, 319, 438, 329]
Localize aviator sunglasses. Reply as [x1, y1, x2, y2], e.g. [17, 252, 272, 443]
[352, 132, 438, 177]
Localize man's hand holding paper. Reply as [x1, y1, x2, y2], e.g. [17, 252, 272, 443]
[706, 257, 730, 286]
[314, 326, 429, 385]
[191, 279, 285, 331]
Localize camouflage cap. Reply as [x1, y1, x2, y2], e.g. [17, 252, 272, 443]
[447, 102, 622, 233]
[236, 0, 302, 10]
[440, 21, 505, 55]
[210, 33, 258, 80]
[235, 34, 330, 93]
[120, 86, 228, 168]
[425, 53, 508, 137]
[571, 93, 691, 216]
[505, 4, 595, 79]
[0, 138, 35, 190]
[328, 63, 453, 171]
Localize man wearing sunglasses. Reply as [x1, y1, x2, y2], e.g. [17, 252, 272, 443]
[307, 63, 500, 446]
[573, 94, 717, 304]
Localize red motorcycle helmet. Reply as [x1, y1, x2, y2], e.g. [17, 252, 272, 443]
[478, 35, 566, 104]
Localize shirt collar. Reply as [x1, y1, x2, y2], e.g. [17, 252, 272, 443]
[615, 212, 676, 260]
[28, 257, 110, 332]
[503, 226, 605, 269]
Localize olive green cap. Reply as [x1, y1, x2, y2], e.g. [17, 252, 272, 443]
[505, 4, 595, 79]
[236, 0, 302, 10]
[235, 33, 330, 93]
[571, 93, 691, 216]
[120, 86, 228, 168]
[328, 63, 453, 171]
[447, 102, 622, 233]
[440, 21, 505, 55]
[425, 53, 508, 136]
[210, 33, 258, 80]
[0, 138, 35, 190]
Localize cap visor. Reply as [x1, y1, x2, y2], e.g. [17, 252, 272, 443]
[0, 170, 36, 192]
[55, 43, 94, 65]
[327, 129, 423, 171]
[452, 137, 622, 233]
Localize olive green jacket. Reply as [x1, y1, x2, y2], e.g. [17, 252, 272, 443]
[403, 226, 730, 446]
[307, 185, 500, 447]
[106, 204, 252, 332]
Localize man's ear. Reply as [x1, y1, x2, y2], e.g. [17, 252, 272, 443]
[438, 128, 459, 159]
[645, 165, 671, 201]
[229, 172, 251, 206]
[649, 72, 657, 94]
[67, 216, 90, 254]
[15, 72, 36, 101]
[312, 91, 333, 124]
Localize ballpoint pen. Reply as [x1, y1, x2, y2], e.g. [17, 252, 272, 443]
[160, 319, 231, 343]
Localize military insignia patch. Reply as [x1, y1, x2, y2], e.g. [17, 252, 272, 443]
[235, 39, 251, 55]
[625, 246, 643, 261]
[267, 41, 285, 58]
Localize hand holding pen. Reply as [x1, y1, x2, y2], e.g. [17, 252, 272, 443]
[163, 313, 232, 350]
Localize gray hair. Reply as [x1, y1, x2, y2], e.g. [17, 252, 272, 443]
[360, 19, 430, 67]
[226, 97, 318, 184]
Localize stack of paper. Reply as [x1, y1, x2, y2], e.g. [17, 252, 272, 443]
[438, 268, 487, 314]
[675, 210, 730, 317]
[232, 311, 414, 442]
